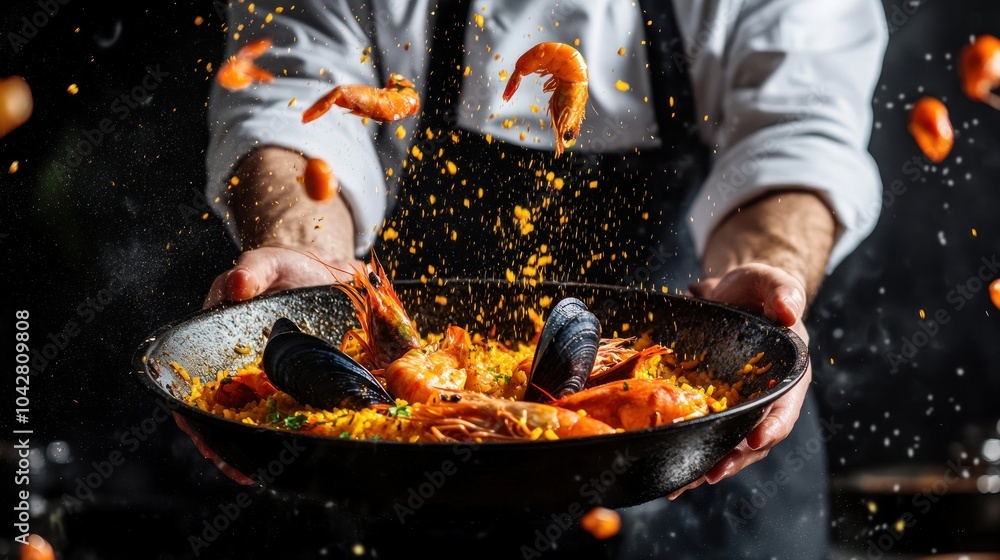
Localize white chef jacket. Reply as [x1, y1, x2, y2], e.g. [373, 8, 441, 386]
[206, 0, 888, 272]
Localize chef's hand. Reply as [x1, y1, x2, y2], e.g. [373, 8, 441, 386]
[203, 245, 361, 308]
[667, 263, 811, 500]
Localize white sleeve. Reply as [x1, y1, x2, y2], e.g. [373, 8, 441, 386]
[683, 0, 889, 272]
[205, 0, 388, 256]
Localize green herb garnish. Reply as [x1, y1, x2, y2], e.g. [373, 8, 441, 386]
[623, 381, 629, 391]
[339, 431, 351, 439]
[388, 404, 412, 418]
[283, 414, 307, 429]
[266, 410, 282, 424]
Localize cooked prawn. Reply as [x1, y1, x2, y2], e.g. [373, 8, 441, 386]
[216, 37, 274, 91]
[302, 73, 420, 124]
[406, 392, 615, 441]
[502, 42, 588, 157]
[383, 325, 471, 404]
[312, 252, 422, 369]
[552, 378, 709, 430]
[586, 341, 674, 388]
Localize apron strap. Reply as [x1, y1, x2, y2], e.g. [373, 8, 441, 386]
[418, 0, 473, 131]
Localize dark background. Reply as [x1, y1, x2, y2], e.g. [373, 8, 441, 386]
[1, 0, 998, 558]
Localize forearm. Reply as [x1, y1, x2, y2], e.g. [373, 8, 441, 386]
[701, 190, 837, 302]
[227, 146, 356, 262]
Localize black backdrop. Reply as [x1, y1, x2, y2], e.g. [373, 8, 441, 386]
[1, 0, 998, 558]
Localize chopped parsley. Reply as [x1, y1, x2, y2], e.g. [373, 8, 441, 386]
[339, 431, 351, 439]
[283, 414, 307, 429]
[623, 381, 630, 391]
[266, 410, 282, 424]
[388, 404, 412, 418]
[369, 435, 381, 441]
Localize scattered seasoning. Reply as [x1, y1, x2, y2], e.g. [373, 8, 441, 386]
[8, 160, 19, 174]
[615, 80, 629, 91]
[67, 83, 79, 94]
[194, 16, 204, 25]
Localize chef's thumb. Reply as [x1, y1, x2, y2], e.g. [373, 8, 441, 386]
[224, 250, 283, 302]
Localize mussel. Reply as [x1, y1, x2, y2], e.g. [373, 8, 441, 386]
[262, 317, 394, 410]
[523, 298, 601, 402]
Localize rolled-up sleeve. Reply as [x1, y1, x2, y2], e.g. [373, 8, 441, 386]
[206, 0, 387, 255]
[686, 0, 888, 272]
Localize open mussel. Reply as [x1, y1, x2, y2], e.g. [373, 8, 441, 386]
[523, 298, 601, 402]
[262, 317, 394, 410]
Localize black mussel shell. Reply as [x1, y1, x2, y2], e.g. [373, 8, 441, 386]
[262, 318, 394, 410]
[523, 298, 601, 402]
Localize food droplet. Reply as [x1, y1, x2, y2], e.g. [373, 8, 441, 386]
[21, 534, 56, 560]
[615, 80, 630, 91]
[194, 16, 204, 25]
[990, 279, 1000, 310]
[617, 46, 626, 56]
[67, 83, 79, 95]
[959, 34, 1000, 104]
[908, 97, 954, 163]
[303, 157, 335, 201]
[8, 160, 19, 174]
[0, 76, 33, 139]
[581, 507, 621, 540]
[918, 309, 925, 319]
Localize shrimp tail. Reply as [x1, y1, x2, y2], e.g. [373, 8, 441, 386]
[302, 88, 345, 123]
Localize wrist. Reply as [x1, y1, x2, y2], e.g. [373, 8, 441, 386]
[228, 146, 357, 262]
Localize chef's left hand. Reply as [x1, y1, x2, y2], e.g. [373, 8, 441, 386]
[667, 263, 811, 500]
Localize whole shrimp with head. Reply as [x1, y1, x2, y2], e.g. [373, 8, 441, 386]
[503, 42, 589, 157]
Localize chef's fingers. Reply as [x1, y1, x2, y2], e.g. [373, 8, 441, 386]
[173, 412, 255, 485]
[703, 361, 812, 484]
[696, 264, 805, 324]
[666, 476, 706, 501]
[687, 278, 719, 298]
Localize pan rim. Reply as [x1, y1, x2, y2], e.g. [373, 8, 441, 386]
[132, 279, 809, 449]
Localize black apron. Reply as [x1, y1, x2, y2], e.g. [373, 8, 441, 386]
[370, 2, 829, 558]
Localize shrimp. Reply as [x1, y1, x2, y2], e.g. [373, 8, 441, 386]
[908, 97, 954, 163]
[406, 392, 615, 441]
[302, 73, 420, 124]
[214, 372, 277, 409]
[216, 37, 274, 91]
[585, 340, 674, 388]
[552, 378, 709, 430]
[383, 325, 471, 404]
[502, 42, 589, 157]
[960, 34, 1000, 110]
[314, 252, 422, 369]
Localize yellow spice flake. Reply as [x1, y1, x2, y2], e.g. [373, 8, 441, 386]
[615, 80, 630, 92]
[463, 65, 471, 77]
[67, 83, 79, 94]
[446, 160, 457, 175]
[8, 161, 19, 174]
[382, 227, 399, 241]
[194, 15, 204, 25]
[435, 295, 448, 306]
[617, 46, 626, 56]
[395, 125, 406, 139]
[505, 269, 516, 282]
[265, 12, 274, 23]
[288, 97, 296, 107]
[539, 295, 553, 308]
[499, 68, 508, 81]
[529, 104, 540, 113]
[589, 180, 598, 189]
[474, 13, 485, 28]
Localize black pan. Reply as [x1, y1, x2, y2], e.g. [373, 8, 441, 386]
[132, 280, 807, 524]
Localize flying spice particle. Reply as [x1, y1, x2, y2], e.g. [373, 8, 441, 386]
[395, 125, 406, 139]
[972, 228, 978, 237]
[919, 309, 926, 319]
[194, 16, 204, 25]
[615, 80, 629, 91]
[474, 13, 485, 28]
[8, 160, 19, 174]
[288, 97, 296, 106]
[67, 83, 79, 94]
[617, 46, 626, 56]
[499, 68, 508, 81]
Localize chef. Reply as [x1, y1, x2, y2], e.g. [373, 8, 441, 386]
[201, 0, 887, 557]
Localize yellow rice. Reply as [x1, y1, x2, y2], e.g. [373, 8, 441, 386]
[185, 333, 762, 442]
